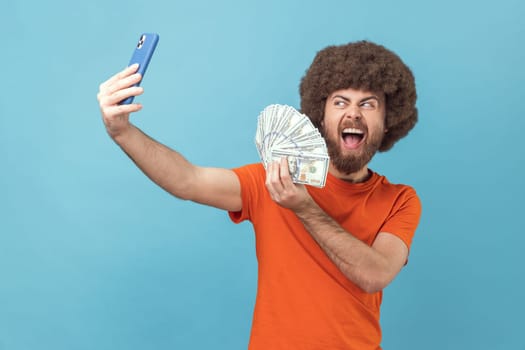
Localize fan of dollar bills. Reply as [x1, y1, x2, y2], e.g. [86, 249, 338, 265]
[255, 104, 330, 188]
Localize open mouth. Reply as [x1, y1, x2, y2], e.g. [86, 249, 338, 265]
[341, 128, 365, 149]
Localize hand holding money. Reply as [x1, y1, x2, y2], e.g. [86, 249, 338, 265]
[255, 104, 329, 188]
[265, 157, 313, 210]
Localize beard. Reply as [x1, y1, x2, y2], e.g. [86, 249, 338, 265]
[323, 122, 384, 175]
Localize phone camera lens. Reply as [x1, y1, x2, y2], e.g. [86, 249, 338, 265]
[137, 35, 146, 49]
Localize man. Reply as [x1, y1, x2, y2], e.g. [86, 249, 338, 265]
[97, 40, 421, 349]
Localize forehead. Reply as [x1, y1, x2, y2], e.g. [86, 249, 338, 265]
[328, 87, 385, 101]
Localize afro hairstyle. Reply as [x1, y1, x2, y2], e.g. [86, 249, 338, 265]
[299, 41, 418, 152]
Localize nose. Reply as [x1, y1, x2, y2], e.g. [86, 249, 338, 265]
[344, 105, 362, 120]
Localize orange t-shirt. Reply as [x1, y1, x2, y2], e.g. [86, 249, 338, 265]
[229, 163, 421, 350]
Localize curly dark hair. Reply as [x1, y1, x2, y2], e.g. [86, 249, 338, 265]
[299, 41, 418, 152]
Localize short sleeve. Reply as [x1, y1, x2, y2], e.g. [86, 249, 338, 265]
[228, 163, 265, 224]
[379, 187, 422, 249]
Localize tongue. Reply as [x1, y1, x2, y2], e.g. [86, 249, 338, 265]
[343, 134, 362, 147]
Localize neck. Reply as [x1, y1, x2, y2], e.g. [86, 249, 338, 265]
[328, 164, 371, 183]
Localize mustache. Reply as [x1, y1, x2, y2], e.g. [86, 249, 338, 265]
[340, 120, 368, 132]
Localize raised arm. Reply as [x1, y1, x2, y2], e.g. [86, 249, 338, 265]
[97, 64, 242, 212]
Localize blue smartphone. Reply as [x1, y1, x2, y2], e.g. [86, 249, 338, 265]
[120, 33, 159, 105]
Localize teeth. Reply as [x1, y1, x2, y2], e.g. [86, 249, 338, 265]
[342, 128, 364, 134]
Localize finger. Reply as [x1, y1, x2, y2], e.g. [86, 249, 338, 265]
[99, 64, 139, 91]
[101, 72, 143, 98]
[100, 86, 144, 107]
[279, 157, 294, 188]
[270, 159, 285, 192]
[265, 162, 279, 200]
[265, 162, 275, 191]
[102, 103, 143, 118]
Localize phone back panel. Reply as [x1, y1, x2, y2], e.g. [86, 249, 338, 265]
[120, 33, 159, 105]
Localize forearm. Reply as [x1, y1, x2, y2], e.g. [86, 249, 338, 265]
[113, 124, 197, 200]
[295, 199, 392, 293]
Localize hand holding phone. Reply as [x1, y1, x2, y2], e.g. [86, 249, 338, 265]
[119, 33, 159, 105]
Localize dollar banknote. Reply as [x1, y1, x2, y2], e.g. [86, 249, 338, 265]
[255, 104, 329, 188]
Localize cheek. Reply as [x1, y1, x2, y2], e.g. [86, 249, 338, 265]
[369, 121, 386, 138]
[321, 111, 341, 133]
[367, 113, 386, 132]
[321, 120, 339, 138]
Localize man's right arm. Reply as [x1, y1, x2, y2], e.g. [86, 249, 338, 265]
[97, 64, 242, 212]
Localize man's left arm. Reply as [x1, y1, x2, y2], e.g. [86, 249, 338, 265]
[294, 201, 408, 294]
[266, 159, 411, 294]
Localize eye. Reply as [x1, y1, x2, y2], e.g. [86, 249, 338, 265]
[360, 100, 377, 109]
[334, 99, 347, 108]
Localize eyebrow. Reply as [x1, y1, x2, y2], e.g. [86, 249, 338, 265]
[332, 95, 381, 103]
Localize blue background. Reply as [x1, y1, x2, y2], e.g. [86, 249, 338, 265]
[1, 0, 524, 349]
